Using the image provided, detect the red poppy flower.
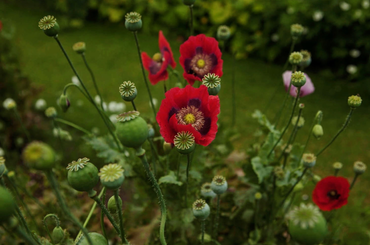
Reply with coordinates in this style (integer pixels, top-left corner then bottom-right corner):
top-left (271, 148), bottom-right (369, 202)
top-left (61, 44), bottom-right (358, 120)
top-left (179, 34), bottom-right (223, 86)
top-left (312, 176), bottom-right (350, 211)
top-left (156, 85), bottom-right (220, 146)
top-left (141, 31), bottom-right (176, 85)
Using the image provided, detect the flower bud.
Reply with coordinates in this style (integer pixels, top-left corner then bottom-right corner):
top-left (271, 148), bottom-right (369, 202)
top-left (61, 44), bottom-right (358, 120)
top-left (108, 195), bottom-right (122, 214)
top-left (299, 50), bottom-right (311, 68)
top-left (291, 116), bottom-right (305, 128)
top-left (0, 157), bottom-right (5, 177)
top-left (274, 166), bottom-right (285, 179)
top-left (290, 24), bottom-right (304, 38)
top-left (202, 73), bottom-right (221, 96)
top-left (115, 111), bottom-right (148, 150)
top-left (99, 164), bottom-right (125, 190)
top-left (254, 192), bottom-right (262, 200)
top-left (174, 131), bottom-right (195, 154)
top-left (302, 153), bottom-right (316, 168)
top-left (59, 94), bottom-right (70, 113)
top-left (119, 81), bottom-right (137, 101)
top-left (217, 25), bottom-right (231, 41)
top-left (348, 95), bottom-right (362, 108)
top-left (125, 12), bottom-right (142, 32)
top-left (287, 203), bottom-right (327, 245)
top-left (183, 0), bottom-right (196, 6)
top-left (192, 199), bottom-right (210, 220)
top-left (52, 226), bottom-right (64, 244)
top-left (67, 158), bottom-right (99, 192)
top-left (315, 110), bottom-right (323, 124)
top-left (79, 232), bottom-right (108, 245)
top-left (291, 71), bottom-right (306, 87)
top-left (38, 15), bottom-right (60, 37)
top-left (201, 183), bottom-right (217, 199)
top-left (299, 103), bottom-right (305, 109)
top-left (0, 186), bottom-right (16, 224)
top-left (3, 98), bottom-right (16, 110)
top-left (23, 142), bottom-right (56, 171)
top-left (211, 175), bottom-right (228, 195)
top-left (163, 142), bottom-right (173, 154)
top-left (353, 161), bottom-right (366, 175)
top-left (289, 52), bottom-right (303, 66)
top-left (312, 124), bottom-right (323, 139)
top-left (148, 124), bottom-right (155, 138)
top-left (72, 42), bottom-right (86, 54)
top-left (333, 162), bottom-right (343, 170)
top-left (45, 107), bottom-right (57, 118)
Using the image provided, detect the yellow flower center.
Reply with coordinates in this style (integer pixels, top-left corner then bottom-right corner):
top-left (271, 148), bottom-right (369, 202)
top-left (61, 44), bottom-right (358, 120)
top-left (184, 113), bottom-right (196, 124)
top-left (152, 53), bottom-right (163, 62)
top-left (197, 59), bottom-right (205, 68)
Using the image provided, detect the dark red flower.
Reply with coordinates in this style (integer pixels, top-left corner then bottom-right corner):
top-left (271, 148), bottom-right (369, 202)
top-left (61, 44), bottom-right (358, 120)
top-left (141, 31), bottom-right (176, 85)
top-left (0, 20), bottom-right (2, 32)
top-left (156, 85), bottom-right (220, 146)
top-left (179, 34), bottom-right (223, 86)
top-left (312, 176), bottom-right (350, 211)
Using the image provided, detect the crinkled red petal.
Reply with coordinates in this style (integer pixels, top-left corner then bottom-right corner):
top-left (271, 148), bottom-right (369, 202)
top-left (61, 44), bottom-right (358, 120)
top-left (159, 30), bottom-right (176, 69)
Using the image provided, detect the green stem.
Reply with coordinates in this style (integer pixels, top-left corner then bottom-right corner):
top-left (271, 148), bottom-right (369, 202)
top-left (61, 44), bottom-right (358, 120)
top-left (231, 53), bottom-right (236, 127)
top-left (137, 149), bottom-right (167, 245)
top-left (163, 79), bottom-right (167, 93)
top-left (189, 5), bottom-right (194, 36)
top-left (201, 220), bottom-right (205, 245)
top-left (131, 100), bottom-right (137, 111)
top-left (350, 174), bottom-right (359, 190)
top-left (53, 36), bottom-right (122, 151)
top-left (148, 139), bottom-right (157, 177)
top-left (213, 195), bottom-right (221, 239)
top-left (268, 87), bottom-right (301, 158)
top-left (13, 109), bottom-right (30, 142)
top-left (100, 189), bottom-right (108, 240)
top-left (132, 31), bottom-right (157, 119)
top-left (81, 53), bottom-right (105, 112)
top-left (15, 226), bottom-right (38, 245)
top-left (43, 214), bottom-right (60, 244)
top-left (45, 170), bottom-right (93, 245)
top-left (273, 83), bottom-right (292, 128)
top-left (185, 153), bottom-right (192, 206)
top-left (316, 108), bottom-right (355, 157)
top-left (114, 190), bottom-right (129, 244)
top-left (283, 38), bottom-right (297, 71)
top-left (334, 169), bottom-right (340, 176)
top-left (63, 83), bottom-right (89, 99)
top-left (297, 116), bottom-right (316, 165)
top-left (168, 67), bottom-right (183, 85)
top-left (54, 118), bottom-right (92, 135)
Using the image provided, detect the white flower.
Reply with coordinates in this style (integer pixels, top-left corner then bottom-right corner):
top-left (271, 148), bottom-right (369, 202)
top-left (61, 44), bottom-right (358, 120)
top-left (35, 99), bottom-right (47, 110)
top-left (0, 148), bottom-right (4, 157)
top-left (313, 11), bottom-right (324, 21)
top-left (287, 7), bottom-right (295, 14)
top-left (109, 114), bottom-right (118, 124)
top-left (95, 95), bottom-right (101, 104)
top-left (115, 102), bottom-right (125, 112)
top-left (150, 98), bottom-right (158, 108)
top-left (349, 49), bottom-right (360, 58)
top-left (71, 76), bottom-right (80, 86)
top-left (346, 65), bottom-right (358, 74)
top-left (362, 0), bottom-right (369, 9)
top-left (3, 98), bottom-right (16, 110)
top-left (108, 101), bottom-right (117, 112)
top-left (340, 2), bottom-right (351, 11)
top-left (271, 33), bottom-right (279, 42)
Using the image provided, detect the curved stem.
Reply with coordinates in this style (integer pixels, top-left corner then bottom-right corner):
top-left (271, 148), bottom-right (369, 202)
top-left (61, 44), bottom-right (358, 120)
top-left (213, 195), bottom-right (221, 239)
top-left (189, 5), bottom-right (194, 36)
top-left (132, 31), bottom-right (157, 119)
top-left (13, 109), bottom-right (30, 142)
top-left (54, 118), bottom-right (92, 135)
top-left (45, 170), bottom-right (93, 245)
top-left (148, 139), bottom-right (157, 177)
top-left (63, 83), bottom-right (89, 100)
top-left (268, 87), bottom-right (301, 158)
top-left (137, 149), bottom-right (167, 245)
top-left (114, 190), bottom-right (129, 244)
top-left (43, 214), bottom-right (60, 244)
top-left (316, 108), bottom-right (355, 157)
top-left (81, 53), bottom-right (105, 112)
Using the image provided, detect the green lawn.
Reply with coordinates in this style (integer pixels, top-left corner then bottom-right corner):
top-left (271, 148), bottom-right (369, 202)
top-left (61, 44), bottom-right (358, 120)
top-left (2, 1), bottom-right (370, 241)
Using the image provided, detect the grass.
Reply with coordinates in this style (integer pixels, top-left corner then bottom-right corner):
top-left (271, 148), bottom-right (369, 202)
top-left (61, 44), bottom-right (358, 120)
top-left (2, 1), bottom-right (370, 242)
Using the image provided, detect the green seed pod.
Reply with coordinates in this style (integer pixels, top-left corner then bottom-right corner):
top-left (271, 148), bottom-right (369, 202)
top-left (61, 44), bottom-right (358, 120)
top-left (202, 73), bottom-right (221, 96)
top-left (291, 71), bottom-right (306, 88)
top-left (119, 81), bottom-right (137, 101)
top-left (200, 183), bottom-right (217, 199)
top-left (287, 203), bottom-right (327, 245)
top-left (312, 124), bottom-right (324, 139)
top-left (293, 182), bottom-right (304, 193)
top-left (299, 50), bottom-right (311, 68)
top-left (125, 12), bottom-right (142, 32)
top-left (290, 24), bottom-right (304, 38)
top-left (217, 25), bottom-right (231, 41)
top-left (52, 226), bottom-right (64, 244)
top-left (38, 15), bottom-right (60, 37)
top-left (211, 175), bottom-right (228, 195)
top-left (45, 107), bottom-right (57, 118)
top-left (183, 0), bottom-right (196, 5)
top-left (291, 116), bottom-right (305, 128)
top-left (59, 94), bottom-right (70, 113)
top-left (0, 157), bottom-right (6, 177)
top-left (72, 42), bottom-right (86, 54)
top-left (289, 52), bottom-right (303, 66)
top-left (0, 186), bottom-right (16, 224)
top-left (115, 111), bottom-right (149, 150)
top-left (108, 195), bottom-right (122, 214)
top-left (67, 158), bottom-right (99, 192)
top-left (174, 131), bottom-right (195, 154)
top-left (192, 199), bottom-right (210, 220)
top-left (99, 164), bottom-right (125, 190)
top-left (78, 232), bottom-right (108, 245)
top-left (23, 142), bottom-right (56, 171)
top-left (353, 161), bottom-right (366, 175)
top-left (302, 153), bottom-right (316, 168)
top-left (348, 95), bottom-right (362, 108)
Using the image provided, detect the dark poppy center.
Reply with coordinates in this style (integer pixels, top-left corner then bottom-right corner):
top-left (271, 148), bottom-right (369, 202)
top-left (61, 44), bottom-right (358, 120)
top-left (327, 190), bottom-right (340, 200)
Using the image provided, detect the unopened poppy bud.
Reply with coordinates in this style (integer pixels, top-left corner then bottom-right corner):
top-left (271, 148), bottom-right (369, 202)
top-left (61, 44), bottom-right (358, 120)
top-left (0, 157), bottom-right (5, 177)
top-left (108, 195), bottom-right (122, 214)
top-left (254, 192), bottom-right (262, 200)
top-left (289, 52), bottom-right (303, 66)
top-left (291, 71), bottom-right (306, 87)
top-left (217, 25), bottom-right (231, 41)
top-left (163, 141), bottom-right (173, 153)
top-left (290, 24), bottom-right (304, 38)
top-left (183, 0), bottom-right (196, 6)
top-left (79, 232), bottom-right (108, 245)
top-left (23, 142), bottom-right (56, 171)
top-left (312, 125), bottom-right (324, 139)
top-left (315, 110), bottom-right (323, 124)
top-left (125, 12), bottom-right (142, 32)
top-left (291, 116), bottom-right (305, 128)
top-left (119, 81), bottom-right (137, 101)
top-left (72, 42), bottom-right (86, 54)
top-left (201, 183), bottom-right (217, 199)
top-left (45, 107), bottom-right (57, 118)
top-left (52, 226), bottom-right (65, 244)
top-left (3, 98), bottom-right (16, 110)
top-left (274, 166), bottom-right (285, 179)
top-left (192, 199), bottom-right (210, 220)
top-left (99, 164), bottom-right (125, 190)
top-left (333, 162), bottom-right (343, 170)
top-left (348, 95), bottom-right (362, 108)
top-left (299, 50), bottom-right (311, 68)
top-left (202, 73), bottom-right (221, 95)
top-left (174, 131), bottom-right (195, 154)
top-left (59, 94), bottom-right (70, 112)
top-left (38, 15), bottom-right (60, 37)
top-left (147, 124), bottom-right (155, 138)
top-left (353, 161), bottom-right (366, 175)
top-left (67, 158), bottom-right (99, 192)
top-left (302, 153), bottom-right (316, 168)
top-left (0, 187), bottom-right (16, 224)
top-left (211, 175), bottom-right (228, 195)
top-left (299, 103), bottom-right (305, 109)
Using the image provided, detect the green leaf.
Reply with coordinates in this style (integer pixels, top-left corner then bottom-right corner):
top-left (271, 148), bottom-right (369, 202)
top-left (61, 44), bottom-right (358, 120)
top-left (258, 131), bottom-right (279, 163)
top-left (251, 156), bottom-right (273, 183)
top-left (158, 171), bottom-right (183, 186)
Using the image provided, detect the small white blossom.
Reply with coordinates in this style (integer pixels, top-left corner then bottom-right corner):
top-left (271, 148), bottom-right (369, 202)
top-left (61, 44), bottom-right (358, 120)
top-left (108, 101), bottom-right (117, 112)
top-left (109, 114), bottom-right (118, 124)
top-left (313, 11), bottom-right (324, 21)
top-left (150, 98), bottom-right (158, 108)
top-left (362, 0), bottom-right (369, 9)
top-left (114, 102), bottom-right (126, 112)
top-left (35, 99), bottom-right (47, 110)
top-left (349, 49), bottom-right (360, 58)
top-left (95, 95), bottom-right (101, 104)
top-left (346, 65), bottom-right (358, 74)
top-left (71, 76), bottom-right (80, 86)
top-left (3, 98), bottom-right (16, 110)
top-left (340, 2), bottom-right (351, 11)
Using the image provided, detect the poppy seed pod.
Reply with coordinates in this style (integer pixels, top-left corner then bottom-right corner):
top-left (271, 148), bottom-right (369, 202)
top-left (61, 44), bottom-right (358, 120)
top-left (299, 50), bottom-right (311, 68)
top-left (45, 107), bottom-right (57, 118)
top-left (302, 153), bottom-right (316, 168)
top-left (211, 175), bottom-right (228, 195)
top-left (289, 52), bottom-right (303, 66)
top-left (99, 164), bottom-right (125, 190)
top-left (348, 95), bottom-right (362, 108)
top-left (353, 161), bottom-right (366, 175)
top-left (72, 42), bottom-right (86, 54)
top-left (202, 73), bottom-right (221, 95)
top-left (52, 226), bottom-right (65, 244)
top-left (39, 15), bottom-right (60, 37)
top-left (0, 187), bottom-right (16, 224)
top-left (79, 232), bottom-right (108, 245)
top-left (125, 12), bottom-right (142, 32)
top-left (201, 183), bottom-right (217, 199)
top-left (23, 142), bottom-right (56, 171)
top-left (192, 199), bottom-right (210, 220)
top-left (67, 158), bottom-right (99, 192)
top-left (119, 81), bottom-right (137, 101)
top-left (290, 24), bottom-right (304, 38)
top-left (217, 25), bottom-right (231, 41)
top-left (291, 71), bottom-right (306, 88)
top-left (174, 131), bottom-right (195, 154)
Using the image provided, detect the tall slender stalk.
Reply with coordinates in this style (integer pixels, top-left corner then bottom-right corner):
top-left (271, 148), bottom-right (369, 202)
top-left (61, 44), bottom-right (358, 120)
top-left (185, 154), bottom-right (192, 206)
top-left (201, 220), bottom-right (205, 245)
top-left (213, 195), bottom-right (221, 239)
top-left (131, 101), bottom-right (137, 111)
top-left (189, 5), bottom-right (194, 36)
top-left (54, 118), bottom-right (92, 136)
top-left (114, 190), bottom-right (129, 244)
top-left (132, 31), bottom-right (157, 119)
top-left (13, 109), bottom-right (30, 142)
top-left (231, 53), bottom-right (236, 127)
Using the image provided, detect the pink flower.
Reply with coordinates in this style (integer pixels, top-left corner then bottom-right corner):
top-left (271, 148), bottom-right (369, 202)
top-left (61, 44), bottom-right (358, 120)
top-left (283, 71), bottom-right (315, 97)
